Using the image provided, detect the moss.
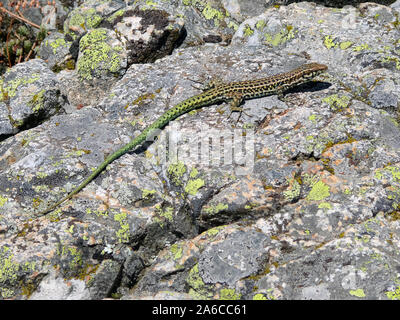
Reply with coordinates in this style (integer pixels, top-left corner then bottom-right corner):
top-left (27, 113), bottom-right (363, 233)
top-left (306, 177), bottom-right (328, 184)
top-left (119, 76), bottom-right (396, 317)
top-left (349, 288), bottom-right (366, 298)
top-left (306, 180), bottom-right (330, 201)
top-left (185, 178), bottom-right (205, 195)
top-left (219, 288), bottom-right (241, 300)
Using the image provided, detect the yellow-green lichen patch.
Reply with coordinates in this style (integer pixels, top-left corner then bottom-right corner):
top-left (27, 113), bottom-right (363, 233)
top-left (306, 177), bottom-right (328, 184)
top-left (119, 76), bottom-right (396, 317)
top-left (283, 179), bottom-right (301, 201)
top-left (306, 180), bottom-right (330, 201)
top-left (187, 263), bottom-right (213, 300)
top-left (167, 161), bottom-right (186, 186)
top-left (0, 195), bottom-right (7, 207)
top-left (386, 284), bottom-right (400, 300)
top-left (77, 28), bottom-right (123, 80)
top-left (255, 20), bottom-right (266, 30)
top-left (219, 288), bottom-right (241, 300)
top-left (203, 203), bottom-right (228, 215)
top-left (0, 246), bottom-right (36, 298)
top-left (114, 211), bottom-right (130, 243)
top-left (243, 24), bottom-right (254, 37)
top-left (318, 202), bottom-right (332, 210)
top-left (202, 4), bottom-right (225, 26)
top-left (170, 243), bottom-right (183, 261)
top-left (142, 189), bottom-right (156, 199)
top-left (349, 288), bottom-right (366, 298)
top-left (189, 168), bottom-right (199, 178)
top-left (264, 25), bottom-right (297, 47)
top-left (206, 225), bottom-right (225, 238)
top-left (185, 178), bottom-right (205, 196)
top-left (0, 73), bottom-right (40, 102)
top-left (353, 43), bottom-right (370, 52)
top-left (49, 37), bottom-right (69, 54)
top-left (323, 35), bottom-right (337, 49)
top-left (28, 89), bottom-right (45, 112)
top-left (253, 293), bottom-right (268, 300)
top-left (322, 94), bottom-right (351, 112)
top-left (156, 205), bottom-right (174, 222)
top-left (68, 7), bottom-right (102, 33)
top-left (339, 41), bottom-right (353, 50)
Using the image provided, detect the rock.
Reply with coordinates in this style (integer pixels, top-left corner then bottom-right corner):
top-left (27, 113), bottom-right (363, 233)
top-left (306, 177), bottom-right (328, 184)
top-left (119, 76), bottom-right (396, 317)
top-left (1, 0), bottom-right (400, 300)
top-left (0, 59), bottom-right (67, 139)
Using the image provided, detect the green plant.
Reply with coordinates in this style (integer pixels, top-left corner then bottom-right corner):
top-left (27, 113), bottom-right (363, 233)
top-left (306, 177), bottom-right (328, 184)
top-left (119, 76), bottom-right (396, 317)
top-left (0, 1), bottom-right (51, 73)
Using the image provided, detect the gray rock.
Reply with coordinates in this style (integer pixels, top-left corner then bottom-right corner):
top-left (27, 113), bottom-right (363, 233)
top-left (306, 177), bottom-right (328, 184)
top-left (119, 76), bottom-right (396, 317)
top-left (0, 59), bottom-right (67, 140)
top-left (2, 1), bottom-right (400, 301)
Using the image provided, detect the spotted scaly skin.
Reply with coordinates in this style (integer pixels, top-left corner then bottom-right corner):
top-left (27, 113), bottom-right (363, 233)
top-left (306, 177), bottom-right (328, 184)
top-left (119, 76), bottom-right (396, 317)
top-left (37, 62), bottom-right (328, 216)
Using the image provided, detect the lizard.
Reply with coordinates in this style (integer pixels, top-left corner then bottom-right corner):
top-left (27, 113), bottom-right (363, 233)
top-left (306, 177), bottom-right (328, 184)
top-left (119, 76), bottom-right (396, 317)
top-left (36, 62), bottom-right (328, 216)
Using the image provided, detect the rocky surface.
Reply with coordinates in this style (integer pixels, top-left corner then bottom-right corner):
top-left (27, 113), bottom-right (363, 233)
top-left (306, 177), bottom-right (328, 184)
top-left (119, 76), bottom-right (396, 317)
top-left (1, 0), bottom-right (400, 300)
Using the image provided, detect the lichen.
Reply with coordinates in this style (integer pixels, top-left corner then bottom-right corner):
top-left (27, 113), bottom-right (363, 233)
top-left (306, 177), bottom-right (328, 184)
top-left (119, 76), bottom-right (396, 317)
top-left (77, 28), bottom-right (123, 80)
top-left (142, 189), bottom-right (156, 199)
top-left (339, 41), bottom-right (353, 50)
top-left (243, 24), bottom-right (254, 37)
top-left (187, 263), bottom-right (213, 299)
top-left (349, 288), bottom-right (366, 298)
top-left (0, 73), bottom-right (40, 102)
top-left (49, 37), bottom-right (68, 54)
top-left (184, 178), bottom-right (205, 195)
top-left (323, 35), bottom-right (336, 49)
top-left (203, 203), bottom-right (228, 215)
top-left (170, 243), bottom-right (183, 260)
top-left (167, 161), bottom-right (186, 186)
top-left (0, 195), bottom-right (7, 207)
top-left (322, 94), bottom-right (351, 111)
top-left (0, 246), bottom-right (36, 298)
top-left (283, 179), bottom-right (301, 201)
top-left (306, 180), bottom-right (330, 201)
top-left (219, 288), bottom-right (241, 300)
top-left (265, 25), bottom-right (297, 46)
top-left (253, 293), bottom-right (268, 300)
top-left (202, 4), bottom-right (224, 26)
top-left (114, 211), bottom-right (130, 243)
top-left (386, 284), bottom-right (400, 300)
top-left (28, 89), bottom-right (45, 112)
